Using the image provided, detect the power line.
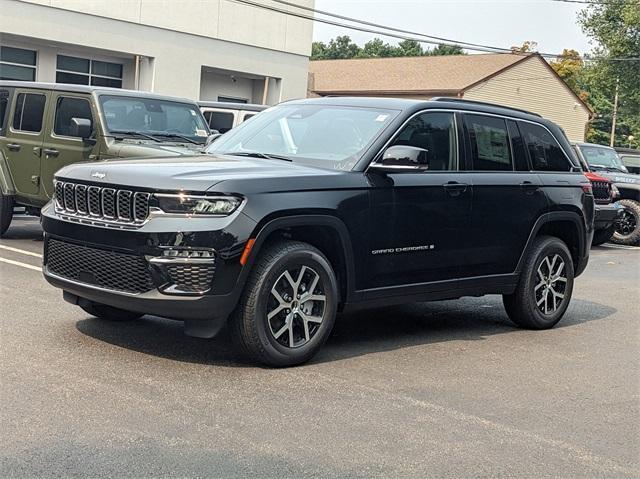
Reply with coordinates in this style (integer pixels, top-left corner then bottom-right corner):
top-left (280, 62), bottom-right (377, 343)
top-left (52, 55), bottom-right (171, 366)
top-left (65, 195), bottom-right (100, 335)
top-left (234, 0), bottom-right (640, 62)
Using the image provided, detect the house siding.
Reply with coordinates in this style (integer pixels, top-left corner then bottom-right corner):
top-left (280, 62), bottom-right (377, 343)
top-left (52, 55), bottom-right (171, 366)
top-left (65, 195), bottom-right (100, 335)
top-left (463, 56), bottom-right (590, 141)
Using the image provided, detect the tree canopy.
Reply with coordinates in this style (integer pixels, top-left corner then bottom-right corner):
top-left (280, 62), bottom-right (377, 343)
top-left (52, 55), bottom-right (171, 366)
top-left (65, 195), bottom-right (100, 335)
top-left (311, 36), bottom-right (466, 60)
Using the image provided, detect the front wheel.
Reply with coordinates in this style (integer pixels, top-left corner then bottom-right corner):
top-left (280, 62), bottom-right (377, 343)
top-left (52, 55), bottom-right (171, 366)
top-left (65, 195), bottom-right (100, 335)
top-left (79, 300), bottom-right (143, 321)
top-left (612, 199), bottom-right (640, 246)
top-left (231, 240), bottom-right (338, 367)
top-left (0, 192), bottom-right (13, 237)
top-left (503, 236), bottom-right (574, 329)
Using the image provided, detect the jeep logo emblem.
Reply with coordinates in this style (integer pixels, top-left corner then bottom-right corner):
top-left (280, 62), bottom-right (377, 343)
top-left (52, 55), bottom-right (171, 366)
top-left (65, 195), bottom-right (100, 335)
top-left (91, 172), bottom-right (106, 180)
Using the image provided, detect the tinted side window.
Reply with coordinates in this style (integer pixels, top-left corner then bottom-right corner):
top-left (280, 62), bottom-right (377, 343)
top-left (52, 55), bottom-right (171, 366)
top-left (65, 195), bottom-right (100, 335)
top-left (208, 111), bottom-right (235, 133)
top-left (54, 97), bottom-right (93, 137)
top-left (242, 113), bottom-right (255, 122)
top-left (507, 120), bottom-right (529, 171)
top-left (0, 90), bottom-right (9, 136)
top-left (465, 114), bottom-right (512, 171)
top-left (520, 122), bottom-right (571, 172)
top-left (391, 111), bottom-right (458, 170)
top-left (12, 93), bottom-right (46, 133)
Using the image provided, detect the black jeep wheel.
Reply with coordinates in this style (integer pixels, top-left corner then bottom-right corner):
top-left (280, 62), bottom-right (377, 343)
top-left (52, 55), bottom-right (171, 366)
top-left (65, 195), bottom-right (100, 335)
top-left (79, 300), bottom-right (143, 321)
top-left (503, 236), bottom-right (574, 329)
top-left (612, 199), bottom-right (640, 246)
top-left (231, 240), bottom-right (338, 367)
top-left (591, 224), bottom-right (615, 246)
top-left (0, 192), bottom-right (13, 237)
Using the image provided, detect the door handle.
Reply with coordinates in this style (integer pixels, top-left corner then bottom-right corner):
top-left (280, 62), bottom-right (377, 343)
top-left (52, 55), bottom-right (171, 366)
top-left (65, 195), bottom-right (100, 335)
top-left (43, 148), bottom-right (59, 158)
top-left (7, 143), bottom-right (21, 152)
top-left (443, 181), bottom-right (468, 197)
top-left (520, 181), bottom-right (539, 194)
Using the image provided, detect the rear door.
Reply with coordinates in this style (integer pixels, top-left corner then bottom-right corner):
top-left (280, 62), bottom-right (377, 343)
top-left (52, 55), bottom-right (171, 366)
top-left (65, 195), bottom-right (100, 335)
top-left (4, 89), bottom-right (48, 197)
top-left (40, 92), bottom-right (99, 200)
top-left (462, 114), bottom-right (548, 276)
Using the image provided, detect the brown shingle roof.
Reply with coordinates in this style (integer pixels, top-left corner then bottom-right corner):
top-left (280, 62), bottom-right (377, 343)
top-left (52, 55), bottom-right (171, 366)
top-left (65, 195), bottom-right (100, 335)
top-left (309, 53), bottom-right (529, 95)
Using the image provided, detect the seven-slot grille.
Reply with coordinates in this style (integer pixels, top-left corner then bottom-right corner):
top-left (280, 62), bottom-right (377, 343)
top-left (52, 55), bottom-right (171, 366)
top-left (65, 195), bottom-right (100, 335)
top-left (45, 238), bottom-right (155, 294)
top-left (591, 180), bottom-right (612, 204)
top-left (54, 180), bottom-right (150, 223)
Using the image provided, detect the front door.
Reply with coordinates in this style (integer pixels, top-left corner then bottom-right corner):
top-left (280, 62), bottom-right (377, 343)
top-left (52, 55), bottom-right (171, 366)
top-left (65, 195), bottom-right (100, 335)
top-left (365, 111), bottom-right (473, 290)
top-left (4, 90), bottom-right (48, 198)
top-left (40, 93), bottom-right (99, 201)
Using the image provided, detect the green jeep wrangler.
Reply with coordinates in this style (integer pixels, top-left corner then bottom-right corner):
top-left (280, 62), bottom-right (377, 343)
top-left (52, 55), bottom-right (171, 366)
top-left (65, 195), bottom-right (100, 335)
top-left (0, 81), bottom-right (212, 236)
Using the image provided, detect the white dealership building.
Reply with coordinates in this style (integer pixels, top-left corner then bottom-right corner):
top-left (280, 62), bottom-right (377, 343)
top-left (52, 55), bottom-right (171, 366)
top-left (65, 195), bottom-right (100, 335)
top-left (0, 0), bottom-right (314, 104)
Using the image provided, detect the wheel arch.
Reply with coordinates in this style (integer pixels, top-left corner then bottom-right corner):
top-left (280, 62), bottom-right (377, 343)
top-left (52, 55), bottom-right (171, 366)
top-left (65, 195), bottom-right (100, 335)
top-left (240, 214), bottom-right (356, 307)
top-left (616, 185), bottom-right (640, 202)
top-left (516, 212), bottom-right (587, 277)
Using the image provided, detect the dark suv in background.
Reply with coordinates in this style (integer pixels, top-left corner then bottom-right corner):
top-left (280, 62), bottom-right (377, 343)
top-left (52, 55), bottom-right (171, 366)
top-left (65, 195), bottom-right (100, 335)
top-left (41, 97), bottom-right (594, 366)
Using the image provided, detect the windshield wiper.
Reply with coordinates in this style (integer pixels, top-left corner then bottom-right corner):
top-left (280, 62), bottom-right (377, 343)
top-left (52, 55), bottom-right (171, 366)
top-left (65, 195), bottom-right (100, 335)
top-left (151, 133), bottom-right (199, 145)
top-left (109, 130), bottom-right (162, 142)
top-left (223, 151), bottom-right (292, 162)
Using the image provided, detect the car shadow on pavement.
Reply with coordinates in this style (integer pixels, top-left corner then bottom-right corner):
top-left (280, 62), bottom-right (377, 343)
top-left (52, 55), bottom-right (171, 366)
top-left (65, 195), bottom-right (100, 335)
top-left (75, 294), bottom-right (617, 367)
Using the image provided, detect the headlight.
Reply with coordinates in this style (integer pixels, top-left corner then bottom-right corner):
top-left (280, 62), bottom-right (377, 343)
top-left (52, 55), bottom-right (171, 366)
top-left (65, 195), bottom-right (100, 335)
top-left (155, 194), bottom-right (242, 216)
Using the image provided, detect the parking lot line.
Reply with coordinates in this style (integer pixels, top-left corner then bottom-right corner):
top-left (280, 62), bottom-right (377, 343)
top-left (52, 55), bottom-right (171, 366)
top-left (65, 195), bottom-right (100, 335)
top-left (0, 244), bottom-right (43, 258)
top-left (0, 257), bottom-right (42, 272)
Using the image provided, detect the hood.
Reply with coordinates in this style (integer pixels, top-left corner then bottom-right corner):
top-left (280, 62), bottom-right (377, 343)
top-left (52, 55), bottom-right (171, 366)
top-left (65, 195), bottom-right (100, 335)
top-left (112, 142), bottom-right (204, 158)
top-left (593, 171), bottom-right (640, 186)
top-left (54, 153), bottom-right (343, 192)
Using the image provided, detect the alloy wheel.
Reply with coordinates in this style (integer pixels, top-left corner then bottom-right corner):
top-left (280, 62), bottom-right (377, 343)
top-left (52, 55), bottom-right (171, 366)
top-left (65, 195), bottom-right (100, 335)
top-left (614, 207), bottom-right (637, 238)
top-left (267, 265), bottom-right (327, 348)
top-left (534, 254), bottom-right (567, 315)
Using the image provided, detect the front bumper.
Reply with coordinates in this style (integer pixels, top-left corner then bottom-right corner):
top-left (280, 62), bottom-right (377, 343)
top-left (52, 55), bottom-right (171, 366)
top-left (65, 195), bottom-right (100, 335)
top-left (594, 202), bottom-right (622, 229)
top-left (41, 203), bottom-right (257, 334)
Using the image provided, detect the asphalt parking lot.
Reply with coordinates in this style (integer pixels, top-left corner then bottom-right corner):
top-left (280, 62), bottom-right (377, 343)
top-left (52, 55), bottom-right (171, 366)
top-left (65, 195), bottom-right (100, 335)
top-left (1, 215), bottom-right (638, 478)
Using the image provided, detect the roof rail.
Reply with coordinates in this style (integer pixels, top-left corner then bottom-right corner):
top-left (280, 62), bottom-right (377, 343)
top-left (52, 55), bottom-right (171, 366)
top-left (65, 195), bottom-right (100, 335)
top-left (430, 97), bottom-right (542, 117)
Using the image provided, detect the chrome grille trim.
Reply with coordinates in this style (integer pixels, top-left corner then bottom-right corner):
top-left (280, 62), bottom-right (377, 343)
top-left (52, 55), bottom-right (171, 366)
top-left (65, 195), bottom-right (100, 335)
top-left (53, 180), bottom-right (150, 227)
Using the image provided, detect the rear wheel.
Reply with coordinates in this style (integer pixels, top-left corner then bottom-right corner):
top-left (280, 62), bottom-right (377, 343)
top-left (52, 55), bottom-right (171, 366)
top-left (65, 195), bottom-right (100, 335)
top-left (503, 236), bottom-right (574, 329)
top-left (591, 224), bottom-right (615, 246)
top-left (0, 192), bottom-right (13, 237)
top-left (612, 199), bottom-right (640, 246)
top-left (79, 300), bottom-right (143, 321)
top-left (231, 240), bottom-right (338, 367)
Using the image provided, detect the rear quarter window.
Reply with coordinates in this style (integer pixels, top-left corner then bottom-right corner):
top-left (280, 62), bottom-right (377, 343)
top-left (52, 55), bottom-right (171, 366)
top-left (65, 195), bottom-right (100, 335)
top-left (520, 122), bottom-right (572, 172)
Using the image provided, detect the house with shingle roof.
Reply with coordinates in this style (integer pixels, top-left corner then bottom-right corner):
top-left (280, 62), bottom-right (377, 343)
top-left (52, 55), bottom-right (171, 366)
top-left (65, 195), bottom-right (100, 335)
top-left (308, 53), bottom-right (592, 141)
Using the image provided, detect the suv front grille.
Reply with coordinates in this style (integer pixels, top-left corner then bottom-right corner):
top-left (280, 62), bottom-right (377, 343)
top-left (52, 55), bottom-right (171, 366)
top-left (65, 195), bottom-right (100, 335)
top-left (45, 239), bottom-right (155, 294)
top-left (54, 180), bottom-right (150, 225)
top-left (591, 180), bottom-right (611, 204)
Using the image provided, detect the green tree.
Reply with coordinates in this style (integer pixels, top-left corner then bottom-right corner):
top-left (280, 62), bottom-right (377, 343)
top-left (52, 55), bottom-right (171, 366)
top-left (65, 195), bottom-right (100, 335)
top-left (358, 38), bottom-right (396, 58)
top-left (325, 35), bottom-right (361, 59)
top-left (550, 49), bottom-right (586, 98)
top-left (311, 41), bottom-right (328, 60)
top-left (426, 44), bottom-right (466, 56)
top-left (396, 40), bottom-right (423, 57)
top-left (579, 1), bottom-right (640, 146)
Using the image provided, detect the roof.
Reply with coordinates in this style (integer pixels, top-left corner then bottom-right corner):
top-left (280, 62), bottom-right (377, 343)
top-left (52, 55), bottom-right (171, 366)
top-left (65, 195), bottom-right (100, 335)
top-left (286, 96), bottom-right (548, 124)
top-left (309, 53), bottom-right (529, 95)
top-left (197, 101), bottom-right (268, 112)
top-left (0, 81), bottom-right (198, 104)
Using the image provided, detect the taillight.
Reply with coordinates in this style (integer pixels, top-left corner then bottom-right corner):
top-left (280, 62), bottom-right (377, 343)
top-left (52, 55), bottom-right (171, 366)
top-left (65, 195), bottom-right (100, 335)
top-left (581, 183), bottom-right (593, 194)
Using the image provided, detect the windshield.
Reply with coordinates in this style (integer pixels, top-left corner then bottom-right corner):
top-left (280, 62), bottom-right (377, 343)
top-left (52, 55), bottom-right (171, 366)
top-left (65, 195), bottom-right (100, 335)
top-left (578, 145), bottom-right (626, 171)
top-left (206, 103), bottom-right (399, 169)
top-left (99, 95), bottom-right (210, 144)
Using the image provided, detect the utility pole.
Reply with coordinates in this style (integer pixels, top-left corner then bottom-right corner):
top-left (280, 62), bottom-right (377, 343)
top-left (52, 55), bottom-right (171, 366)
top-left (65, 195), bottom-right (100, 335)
top-left (610, 77), bottom-right (619, 147)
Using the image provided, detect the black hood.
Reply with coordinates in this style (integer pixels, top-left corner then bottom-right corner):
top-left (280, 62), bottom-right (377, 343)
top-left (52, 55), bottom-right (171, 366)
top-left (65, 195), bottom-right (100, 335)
top-left (54, 154), bottom-right (347, 193)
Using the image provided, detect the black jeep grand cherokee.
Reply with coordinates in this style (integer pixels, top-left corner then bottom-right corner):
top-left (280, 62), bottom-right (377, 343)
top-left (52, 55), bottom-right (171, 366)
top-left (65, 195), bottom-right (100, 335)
top-left (42, 97), bottom-right (594, 366)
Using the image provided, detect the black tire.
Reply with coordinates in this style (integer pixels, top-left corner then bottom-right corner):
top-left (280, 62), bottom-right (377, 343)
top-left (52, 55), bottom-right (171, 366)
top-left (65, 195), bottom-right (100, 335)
top-left (591, 224), bottom-right (615, 246)
top-left (503, 236), bottom-right (574, 330)
top-left (0, 192), bottom-right (13, 237)
top-left (230, 240), bottom-right (338, 367)
top-left (79, 300), bottom-right (143, 321)
top-left (612, 199), bottom-right (640, 246)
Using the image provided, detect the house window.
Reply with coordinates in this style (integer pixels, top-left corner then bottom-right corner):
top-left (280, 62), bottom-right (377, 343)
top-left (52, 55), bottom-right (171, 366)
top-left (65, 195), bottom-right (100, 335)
top-left (56, 55), bottom-right (123, 88)
top-left (0, 46), bottom-right (37, 81)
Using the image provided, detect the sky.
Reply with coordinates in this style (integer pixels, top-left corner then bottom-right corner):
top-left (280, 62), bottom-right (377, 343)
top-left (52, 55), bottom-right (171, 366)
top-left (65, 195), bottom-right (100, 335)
top-left (313, 0), bottom-right (595, 56)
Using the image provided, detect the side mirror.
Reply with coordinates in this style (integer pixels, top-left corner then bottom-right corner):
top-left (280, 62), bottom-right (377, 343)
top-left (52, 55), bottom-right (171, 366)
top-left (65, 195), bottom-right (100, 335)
top-left (370, 145), bottom-right (430, 171)
top-left (69, 117), bottom-right (92, 139)
top-left (205, 132), bottom-right (222, 147)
